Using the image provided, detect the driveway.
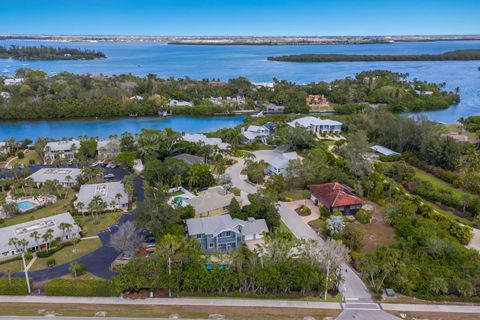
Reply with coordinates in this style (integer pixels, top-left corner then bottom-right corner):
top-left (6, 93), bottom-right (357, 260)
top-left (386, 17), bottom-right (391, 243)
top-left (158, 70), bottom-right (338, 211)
top-left (225, 157), bottom-right (257, 205)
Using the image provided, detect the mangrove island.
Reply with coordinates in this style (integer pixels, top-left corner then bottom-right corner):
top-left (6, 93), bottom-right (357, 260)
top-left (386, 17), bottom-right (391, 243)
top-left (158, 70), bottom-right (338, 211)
top-left (0, 45), bottom-right (106, 60)
top-left (267, 49), bottom-right (480, 62)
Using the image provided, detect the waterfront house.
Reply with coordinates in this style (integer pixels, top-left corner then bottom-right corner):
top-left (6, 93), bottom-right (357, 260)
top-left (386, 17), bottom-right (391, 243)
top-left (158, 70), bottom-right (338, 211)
top-left (306, 94), bottom-right (330, 107)
top-left (3, 78), bottom-right (24, 86)
top-left (0, 212), bottom-right (80, 259)
top-left (171, 153), bottom-right (205, 165)
top-left (44, 140), bottom-right (81, 161)
top-left (28, 168), bottom-right (82, 187)
top-left (97, 139), bottom-right (121, 160)
top-left (75, 181), bottom-right (129, 213)
top-left (287, 116), bottom-right (342, 134)
top-left (262, 103), bottom-right (285, 113)
top-left (182, 133), bottom-right (230, 150)
top-left (266, 152), bottom-right (299, 175)
top-left (0, 141), bottom-right (9, 154)
top-left (185, 186), bottom-right (240, 217)
top-left (168, 99), bottom-right (194, 107)
top-left (241, 125), bottom-right (270, 144)
top-left (186, 214), bottom-right (268, 253)
top-left (309, 182), bottom-right (362, 215)
top-left (209, 96), bottom-right (245, 106)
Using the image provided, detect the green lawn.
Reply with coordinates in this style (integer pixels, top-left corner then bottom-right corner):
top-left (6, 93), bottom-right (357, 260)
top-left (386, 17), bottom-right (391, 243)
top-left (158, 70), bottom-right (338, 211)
top-left (0, 193), bottom-right (74, 227)
top-left (412, 167), bottom-right (465, 198)
top-left (29, 238), bottom-right (102, 271)
top-left (12, 150), bottom-right (40, 166)
top-left (75, 211), bottom-right (123, 237)
top-left (0, 257), bottom-right (31, 273)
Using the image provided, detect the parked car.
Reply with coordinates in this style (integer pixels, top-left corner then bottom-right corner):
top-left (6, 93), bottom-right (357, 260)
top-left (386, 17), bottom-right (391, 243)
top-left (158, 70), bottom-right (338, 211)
top-left (106, 163), bottom-right (117, 169)
top-left (103, 173), bottom-right (115, 179)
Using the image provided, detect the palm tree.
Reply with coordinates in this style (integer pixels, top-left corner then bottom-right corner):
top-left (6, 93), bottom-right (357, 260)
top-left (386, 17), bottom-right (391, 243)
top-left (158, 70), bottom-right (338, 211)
top-left (187, 173), bottom-right (198, 190)
top-left (29, 231), bottom-right (41, 251)
top-left (8, 237), bottom-right (19, 253)
top-left (65, 175), bottom-right (72, 187)
top-left (115, 193), bottom-right (123, 210)
top-left (42, 229), bottom-right (54, 251)
top-left (171, 174), bottom-right (183, 189)
top-left (59, 222), bottom-right (73, 241)
top-left (76, 201), bottom-right (85, 216)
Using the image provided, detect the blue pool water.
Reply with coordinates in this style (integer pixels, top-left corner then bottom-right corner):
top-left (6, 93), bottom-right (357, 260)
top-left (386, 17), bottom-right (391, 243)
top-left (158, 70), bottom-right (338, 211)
top-left (16, 201), bottom-right (37, 211)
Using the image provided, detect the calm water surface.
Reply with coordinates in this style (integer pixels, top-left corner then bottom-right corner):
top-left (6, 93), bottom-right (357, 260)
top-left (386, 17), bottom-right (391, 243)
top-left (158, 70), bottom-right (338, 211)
top-left (0, 116), bottom-right (245, 140)
top-left (0, 40), bottom-right (479, 137)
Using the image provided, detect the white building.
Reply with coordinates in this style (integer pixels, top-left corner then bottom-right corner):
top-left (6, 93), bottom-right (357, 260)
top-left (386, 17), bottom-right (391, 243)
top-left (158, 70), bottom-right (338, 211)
top-left (242, 125), bottom-right (270, 144)
top-left (75, 181), bottom-right (129, 212)
top-left (266, 152), bottom-right (299, 175)
top-left (0, 141), bottom-right (9, 154)
top-left (28, 168), bottom-right (82, 187)
top-left (168, 99), bottom-right (194, 107)
top-left (44, 140), bottom-right (81, 161)
top-left (182, 133), bottom-right (230, 150)
top-left (3, 78), bottom-right (24, 86)
top-left (0, 212), bottom-right (80, 259)
top-left (287, 117), bottom-right (342, 134)
top-left (209, 96), bottom-right (245, 106)
top-left (133, 159), bottom-right (144, 175)
top-left (97, 139), bottom-right (121, 160)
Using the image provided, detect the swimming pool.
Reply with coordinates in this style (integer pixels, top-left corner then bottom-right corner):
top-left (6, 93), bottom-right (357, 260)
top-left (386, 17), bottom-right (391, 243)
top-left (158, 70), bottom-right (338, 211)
top-left (16, 200), bottom-right (37, 212)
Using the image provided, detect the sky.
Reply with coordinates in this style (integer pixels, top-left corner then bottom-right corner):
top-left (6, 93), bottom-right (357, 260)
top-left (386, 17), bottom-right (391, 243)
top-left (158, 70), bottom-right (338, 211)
top-left (1, 0), bottom-right (479, 36)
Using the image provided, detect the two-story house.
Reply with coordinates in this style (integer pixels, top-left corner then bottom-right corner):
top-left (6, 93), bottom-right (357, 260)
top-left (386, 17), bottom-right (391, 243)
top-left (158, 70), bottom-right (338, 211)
top-left (241, 125), bottom-right (270, 144)
top-left (287, 116), bottom-right (342, 134)
top-left (44, 140), bottom-right (81, 161)
top-left (186, 214), bottom-right (268, 253)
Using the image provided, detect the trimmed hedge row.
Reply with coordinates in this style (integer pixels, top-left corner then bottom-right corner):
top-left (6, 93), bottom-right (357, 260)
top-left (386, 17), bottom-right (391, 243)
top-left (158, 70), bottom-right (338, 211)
top-left (0, 277), bottom-right (29, 295)
top-left (36, 242), bottom-right (73, 258)
top-left (44, 278), bottom-right (119, 297)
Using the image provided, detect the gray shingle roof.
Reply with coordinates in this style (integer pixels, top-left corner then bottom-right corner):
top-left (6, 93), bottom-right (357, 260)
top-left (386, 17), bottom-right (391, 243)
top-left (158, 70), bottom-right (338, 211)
top-left (186, 214), bottom-right (268, 238)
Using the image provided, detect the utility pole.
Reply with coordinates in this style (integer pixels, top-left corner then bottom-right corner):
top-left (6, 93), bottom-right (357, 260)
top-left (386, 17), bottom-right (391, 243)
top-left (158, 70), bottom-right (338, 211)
top-left (168, 256), bottom-right (172, 297)
top-left (324, 260), bottom-right (331, 301)
top-left (21, 251), bottom-right (31, 294)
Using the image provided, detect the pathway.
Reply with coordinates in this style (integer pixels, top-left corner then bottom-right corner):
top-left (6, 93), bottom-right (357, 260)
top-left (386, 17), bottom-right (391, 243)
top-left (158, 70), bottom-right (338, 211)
top-left (0, 296), bottom-right (478, 316)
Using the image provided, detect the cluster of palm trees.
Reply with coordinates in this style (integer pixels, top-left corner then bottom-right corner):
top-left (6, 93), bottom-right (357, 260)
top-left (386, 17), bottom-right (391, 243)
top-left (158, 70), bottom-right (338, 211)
top-left (76, 192), bottom-right (125, 224)
top-left (8, 221), bottom-right (77, 255)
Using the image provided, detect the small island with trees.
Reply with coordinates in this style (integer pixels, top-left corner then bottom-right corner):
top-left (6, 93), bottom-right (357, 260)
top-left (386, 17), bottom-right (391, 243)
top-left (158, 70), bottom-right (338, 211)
top-left (0, 45), bottom-right (106, 60)
top-left (267, 49), bottom-right (480, 62)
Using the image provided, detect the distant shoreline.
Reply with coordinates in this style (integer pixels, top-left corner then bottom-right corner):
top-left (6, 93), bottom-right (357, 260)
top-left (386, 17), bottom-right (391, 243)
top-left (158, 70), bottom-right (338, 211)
top-left (1, 34), bottom-right (480, 45)
top-left (268, 49), bottom-right (480, 62)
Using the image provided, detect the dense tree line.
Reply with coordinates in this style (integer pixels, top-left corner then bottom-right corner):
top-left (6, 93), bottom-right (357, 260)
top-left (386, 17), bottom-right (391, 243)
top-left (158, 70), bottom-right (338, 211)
top-left (0, 45), bottom-right (105, 60)
top-left (0, 69), bottom-right (459, 119)
top-left (113, 234), bottom-right (349, 297)
top-left (268, 50), bottom-right (480, 62)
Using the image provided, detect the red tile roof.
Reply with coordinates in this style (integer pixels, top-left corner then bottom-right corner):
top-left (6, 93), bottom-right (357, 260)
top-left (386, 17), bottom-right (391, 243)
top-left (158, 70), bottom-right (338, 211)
top-left (309, 183), bottom-right (362, 208)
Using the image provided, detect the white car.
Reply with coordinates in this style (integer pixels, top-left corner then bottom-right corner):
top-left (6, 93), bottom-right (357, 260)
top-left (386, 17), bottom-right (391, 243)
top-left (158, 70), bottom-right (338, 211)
top-left (103, 173), bottom-right (115, 179)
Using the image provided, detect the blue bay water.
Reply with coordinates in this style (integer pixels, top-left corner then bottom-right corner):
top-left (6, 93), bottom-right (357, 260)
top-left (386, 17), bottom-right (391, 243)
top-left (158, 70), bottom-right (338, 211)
top-left (0, 39), bottom-right (479, 139)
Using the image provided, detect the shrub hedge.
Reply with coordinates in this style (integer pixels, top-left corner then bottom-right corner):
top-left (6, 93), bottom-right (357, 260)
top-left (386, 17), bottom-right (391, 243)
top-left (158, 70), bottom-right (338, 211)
top-left (36, 242), bottom-right (73, 258)
top-left (44, 278), bottom-right (119, 297)
top-left (0, 277), bottom-right (29, 295)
